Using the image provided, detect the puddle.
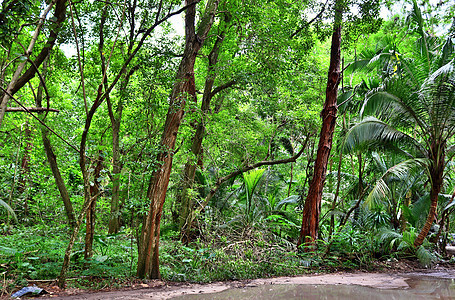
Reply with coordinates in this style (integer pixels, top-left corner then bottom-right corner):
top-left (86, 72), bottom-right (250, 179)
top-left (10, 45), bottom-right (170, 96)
top-left (172, 276), bottom-right (455, 300)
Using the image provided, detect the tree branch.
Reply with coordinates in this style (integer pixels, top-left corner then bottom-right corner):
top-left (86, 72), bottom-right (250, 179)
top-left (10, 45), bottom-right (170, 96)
top-left (6, 107), bottom-right (59, 113)
top-left (210, 80), bottom-right (236, 97)
top-left (0, 86), bottom-right (78, 152)
top-left (291, 0), bottom-right (329, 39)
top-left (196, 145), bottom-right (307, 216)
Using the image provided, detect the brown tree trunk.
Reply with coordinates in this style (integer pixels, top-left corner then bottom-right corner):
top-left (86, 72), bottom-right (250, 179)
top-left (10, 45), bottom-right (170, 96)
top-left (84, 152), bottom-right (103, 260)
top-left (297, 5), bottom-right (342, 251)
top-left (99, 3), bottom-right (127, 235)
top-left (41, 129), bottom-right (77, 227)
top-left (178, 18), bottom-right (230, 243)
top-left (136, 0), bottom-right (219, 279)
top-left (414, 141), bottom-right (444, 247)
top-left (108, 116), bottom-right (122, 234)
top-left (36, 56), bottom-right (76, 228)
top-left (18, 122), bottom-right (32, 215)
top-left (328, 145), bottom-right (343, 238)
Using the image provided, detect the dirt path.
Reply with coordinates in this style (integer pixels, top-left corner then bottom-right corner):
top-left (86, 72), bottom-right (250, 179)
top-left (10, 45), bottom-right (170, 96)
top-left (41, 272), bottom-right (425, 300)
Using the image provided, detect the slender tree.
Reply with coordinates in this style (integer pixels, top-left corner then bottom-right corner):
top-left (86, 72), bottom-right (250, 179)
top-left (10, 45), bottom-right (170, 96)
top-left (298, 0), bottom-right (342, 251)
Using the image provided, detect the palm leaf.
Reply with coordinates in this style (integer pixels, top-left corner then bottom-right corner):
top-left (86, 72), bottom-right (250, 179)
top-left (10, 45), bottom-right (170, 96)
top-left (243, 169), bottom-right (265, 200)
top-left (365, 158), bottom-right (428, 209)
top-left (0, 199), bottom-right (17, 222)
top-left (416, 245), bottom-right (436, 268)
top-left (276, 195), bottom-right (300, 209)
top-left (343, 117), bottom-right (424, 156)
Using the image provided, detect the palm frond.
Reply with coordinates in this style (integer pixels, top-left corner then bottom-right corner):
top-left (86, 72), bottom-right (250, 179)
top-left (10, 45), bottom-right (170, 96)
top-left (365, 158), bottom-right (428, 209)
top-left (365, 178), bottom-right (391, 209)
top-left (410, 193), bottom-right (431, 228)
top-left (243, 169), bottom-right (265, 199)
top-left (416, 245), bottom-right (436, 268)
top-left (343, 117), bottom-right (424, 156)
top-left (276, 195), bottom-right (300, 209)
top-left (438, 38), bottom-right (455, 68)
top-left (376, 227), bottom-right (401, 251)
top-left (0, 199), bottom-right (17, 223)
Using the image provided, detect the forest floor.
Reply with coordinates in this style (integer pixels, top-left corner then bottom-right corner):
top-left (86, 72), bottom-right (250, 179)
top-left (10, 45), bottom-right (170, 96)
top-left (9, 258), bottom-right (455, 299)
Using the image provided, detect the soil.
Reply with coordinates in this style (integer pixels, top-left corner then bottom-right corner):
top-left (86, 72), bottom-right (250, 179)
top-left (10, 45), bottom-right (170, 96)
top-left (6, 259), bottom-right (455, 300)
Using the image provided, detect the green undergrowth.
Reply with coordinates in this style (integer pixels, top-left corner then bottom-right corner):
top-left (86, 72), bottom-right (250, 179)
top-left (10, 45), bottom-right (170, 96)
top-left (0, 223), bottom-right (439, 295)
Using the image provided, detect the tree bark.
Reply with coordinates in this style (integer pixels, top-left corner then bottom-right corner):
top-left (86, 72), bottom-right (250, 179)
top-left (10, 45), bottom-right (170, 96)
top-left (297, 4), bottom-right (342, 251)
top-left (84, 152), bottom-right (103, 260)
top-left (36, 56), bottom-right (76, 228)
top-left (178, 18), bottom-right (229, 243)
top-left (136, 0), bottom-right (219, 279)
top-left (414, 141), bottom-right (444, 247)
top-left (186, 147), bottom-right (307, 230)
top-left (6, 107), bottom-right (59, 113)
top-left (41, 128), bottom-right (76, 228)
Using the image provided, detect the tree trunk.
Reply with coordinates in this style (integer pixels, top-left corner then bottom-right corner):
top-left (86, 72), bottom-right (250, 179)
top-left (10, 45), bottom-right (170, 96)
top-left (84, 152), bottom-right (103, 260)
top-left (136, 0), bottom-right (219, 279)
top-left (0, 0), bottom-right (67, 127)
top-left (297, 5), bottom-right (342, 251)
top-left (108, 117), bottom-right (122, 234)
top-left (328, 146), bottom-right (343, 238)
top-left (178, 19), bottom-right (229, 243)
top-left (414, 141), bottom-right (444, 247)
top-left (36, 56), bottom-right (76, 228)
top-left (17, 121), bottom-right (32, 214)
top-left (41, 129), bottom-right (77, 227)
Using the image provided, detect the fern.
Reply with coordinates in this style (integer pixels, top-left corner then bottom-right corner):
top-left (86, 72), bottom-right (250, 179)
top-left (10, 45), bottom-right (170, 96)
top-left (416, 245), bottom-right (437, 268)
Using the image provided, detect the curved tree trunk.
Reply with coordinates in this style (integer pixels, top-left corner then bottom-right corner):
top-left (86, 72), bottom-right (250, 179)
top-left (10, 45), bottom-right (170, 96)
top-left (297, 3), bottom-right (342, 251)
top-left (37, 56), bottom-right (76, 228)
top-left (414, 141), bottom-right (444, 247)
top-left (41, 129), bottom-right (76, 228)
top-left (136, 0), bottom-right (219, 279)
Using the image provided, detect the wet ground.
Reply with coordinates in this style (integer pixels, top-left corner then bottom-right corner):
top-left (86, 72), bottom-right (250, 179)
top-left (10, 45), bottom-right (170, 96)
top-left (44, 271), bottom-right (455, 299)
top-left (173, 276), bottom-right (455, 299)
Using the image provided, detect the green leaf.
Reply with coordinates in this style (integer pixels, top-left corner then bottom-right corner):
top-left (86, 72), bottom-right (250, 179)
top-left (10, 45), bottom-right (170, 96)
top-left (0, 199), bottom-right (17, 223)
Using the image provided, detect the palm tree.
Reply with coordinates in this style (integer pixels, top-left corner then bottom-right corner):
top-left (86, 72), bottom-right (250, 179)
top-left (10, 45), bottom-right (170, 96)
top-left (344, 1), bottom-right (455, 248)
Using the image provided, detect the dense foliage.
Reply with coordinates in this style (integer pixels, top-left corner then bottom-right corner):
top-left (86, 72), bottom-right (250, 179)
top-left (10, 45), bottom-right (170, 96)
top-left (1, 0), bottom-right (455, 294)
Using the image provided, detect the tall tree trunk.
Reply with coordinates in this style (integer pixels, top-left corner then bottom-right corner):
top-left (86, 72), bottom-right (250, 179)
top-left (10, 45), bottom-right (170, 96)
top-left (178, 18), bottom-right (229, 243)
top-left (108, 116), bottom-right (122, 233)
top-left (84, 152), bottom-right (103, 260)
top-left (100, 2), bottom-right (125, 234)
top-left (328, 146), bottom-right (343, 238)
top-left (18, 121), bottom-right (32, 214)
top-left (136, 0), bottom-right (219, 279)
top-left (297, 4), bottom-right (342, 251)
top-left (414, 141), bottom-right (444, 247)
top-left (36, 56), bottom-right (76, 228)
top-left (18, 122), bottom-right (31, 194)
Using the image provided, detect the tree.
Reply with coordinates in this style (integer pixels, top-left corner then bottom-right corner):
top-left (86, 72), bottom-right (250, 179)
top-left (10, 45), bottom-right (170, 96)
top-left (176, 12), bottom-right (233, 242)
top-left (0, 0), bottom-right (68, 127)
top-left (297, 0), bottom-right (342, 251)
top-left (344, 0), bottom-right (455, 248)
top-left (136, 0), bottom-right (219, 279)
top-left (57, 0), bottom-right (194, 287)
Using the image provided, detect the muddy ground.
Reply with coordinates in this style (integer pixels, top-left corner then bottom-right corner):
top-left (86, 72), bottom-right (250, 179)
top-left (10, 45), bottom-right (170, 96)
top-left (9, 258), bottom-right (451, 300)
